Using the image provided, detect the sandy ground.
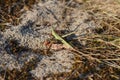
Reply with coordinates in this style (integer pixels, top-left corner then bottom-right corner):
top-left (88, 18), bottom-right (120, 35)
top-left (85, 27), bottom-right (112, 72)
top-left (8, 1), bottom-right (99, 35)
top-left (0, 0), bottom-right (120, 80)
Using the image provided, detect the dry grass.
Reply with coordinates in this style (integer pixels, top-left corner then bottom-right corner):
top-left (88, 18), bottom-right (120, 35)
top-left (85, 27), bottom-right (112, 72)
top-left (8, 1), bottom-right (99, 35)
top-left (0, 0), bottom-right (120, 80)
top-left (0, 0), bottom-right (37, 31)
top-left (65, 0), bottom-right (120, 80)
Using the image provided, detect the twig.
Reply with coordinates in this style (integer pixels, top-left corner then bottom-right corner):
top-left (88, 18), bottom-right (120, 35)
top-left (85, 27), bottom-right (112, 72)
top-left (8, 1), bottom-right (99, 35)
top-left (101, 58), bottom-right (120, 61)
top-left (96, 39), bottom-right (120, 49)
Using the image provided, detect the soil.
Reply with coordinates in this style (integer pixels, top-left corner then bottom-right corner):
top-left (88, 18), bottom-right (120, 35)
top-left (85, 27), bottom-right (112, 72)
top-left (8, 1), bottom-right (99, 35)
top-left (0, 0), bottom-right (120, 80)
